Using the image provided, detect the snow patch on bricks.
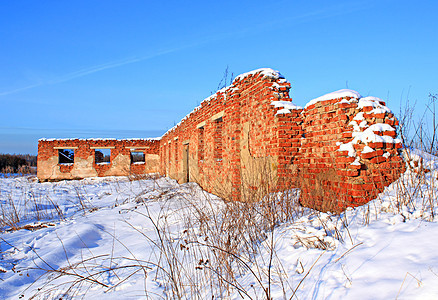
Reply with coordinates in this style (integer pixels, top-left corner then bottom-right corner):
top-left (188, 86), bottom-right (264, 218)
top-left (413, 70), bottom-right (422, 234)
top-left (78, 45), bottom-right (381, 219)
top-left (234, 67), bottom-right (284, 81)
top-left (271, 100), bottom-right (303, 114)
top-left (335, 93), bottom-right (401, 160)
top-left (358, 96), bottom-right (391, 113)
top-left (305, 89), bottom-right (361, 108)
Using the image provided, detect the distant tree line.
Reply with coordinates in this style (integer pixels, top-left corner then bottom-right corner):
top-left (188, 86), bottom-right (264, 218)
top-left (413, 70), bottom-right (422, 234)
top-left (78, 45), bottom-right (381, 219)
top-left (0, 154), bottom-right (37, 174)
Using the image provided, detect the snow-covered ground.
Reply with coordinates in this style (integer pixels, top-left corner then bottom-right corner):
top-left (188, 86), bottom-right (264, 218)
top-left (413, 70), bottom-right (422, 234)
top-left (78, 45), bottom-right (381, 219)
top-left (1, 149), bottom-right (438, 299)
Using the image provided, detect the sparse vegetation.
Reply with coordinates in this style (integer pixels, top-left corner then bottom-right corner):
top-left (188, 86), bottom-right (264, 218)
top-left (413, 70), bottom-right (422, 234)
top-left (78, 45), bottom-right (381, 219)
top-left (1, 94), bottom-right (437, 298)
top-left (0, 154), bottom-right (36, 175)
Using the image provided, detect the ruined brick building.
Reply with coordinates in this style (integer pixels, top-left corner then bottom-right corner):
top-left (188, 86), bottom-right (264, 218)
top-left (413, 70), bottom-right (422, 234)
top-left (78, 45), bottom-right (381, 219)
top-left (38, 68), bottom-right (405, 212)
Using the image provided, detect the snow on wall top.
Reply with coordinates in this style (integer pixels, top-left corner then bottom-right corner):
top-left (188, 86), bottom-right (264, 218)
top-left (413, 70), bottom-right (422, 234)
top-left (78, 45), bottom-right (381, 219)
top-left (162, 68), bottom-right (287, 138)
top-left (38, 70), bottom-right (285, 144)
top-left (305, 89), bottom-right (362, 108)
top-left (234, 68), bottom-right (284, 81)
top-left (271, 100), bottom-right (303, 115)
top-left (303, 89), bottom-right (392, 115)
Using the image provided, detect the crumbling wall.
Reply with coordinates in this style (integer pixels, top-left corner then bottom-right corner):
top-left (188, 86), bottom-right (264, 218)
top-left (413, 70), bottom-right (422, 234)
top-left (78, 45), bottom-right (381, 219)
top-left (162, 68), bottom-right (405, 212)
top-left (271, 90), bottom-right (405, 211)
top-left (37, 139), bottom-right (160, 181)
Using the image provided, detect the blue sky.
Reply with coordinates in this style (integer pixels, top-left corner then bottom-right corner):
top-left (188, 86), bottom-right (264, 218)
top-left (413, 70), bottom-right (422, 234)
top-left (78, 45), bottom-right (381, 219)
top-left (1, 0), bottom-right (437, 154)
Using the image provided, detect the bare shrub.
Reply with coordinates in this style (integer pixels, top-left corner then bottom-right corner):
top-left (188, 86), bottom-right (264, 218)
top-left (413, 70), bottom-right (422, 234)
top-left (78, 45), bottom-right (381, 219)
top-left (361, 92), bottom-right (438, 223)
top-left (137, 162), bottom-right (312, 298)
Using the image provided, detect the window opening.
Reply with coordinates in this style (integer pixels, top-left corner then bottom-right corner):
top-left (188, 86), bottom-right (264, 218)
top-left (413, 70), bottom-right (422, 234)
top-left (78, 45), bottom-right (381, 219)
top-left (58, 149), bottom-right (74, 165)
top-left (198, 126), bottom-right (205, 161)
top-left (214, 117), bottom-right (223, 161)
top-left (131, 151), bottom-right (145, 164)
top-left (175, 139), bottom-right (179, 164)
top-left (95, 148), bottom-right (111, 164)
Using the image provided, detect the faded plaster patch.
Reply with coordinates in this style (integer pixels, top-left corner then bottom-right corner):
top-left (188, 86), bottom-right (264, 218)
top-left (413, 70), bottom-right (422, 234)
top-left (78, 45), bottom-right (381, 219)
top-left (37, 155), bottom-right (69, 180)
top-left (72, 156), bottom-right (97, 178)
top-left (145, 154), bottom-right (160, 172)
top-left (240, 122), bottom-right (277, 196)
top-left (105, 153), bottom-right (130, 176)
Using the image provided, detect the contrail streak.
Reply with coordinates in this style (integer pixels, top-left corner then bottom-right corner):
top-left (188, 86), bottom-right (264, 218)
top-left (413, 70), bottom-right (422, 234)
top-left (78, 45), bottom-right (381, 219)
top-left (0, 47), bottom-right (184, 97)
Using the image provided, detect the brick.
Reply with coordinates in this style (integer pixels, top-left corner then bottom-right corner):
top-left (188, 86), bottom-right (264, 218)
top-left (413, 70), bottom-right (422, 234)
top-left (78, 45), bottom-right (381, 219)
top-left (360, 151), bottom-right (376, 159)
top-left (337, 157), bottom-right (355, 163)
top-left (370, 156), bottom-right (386, 164)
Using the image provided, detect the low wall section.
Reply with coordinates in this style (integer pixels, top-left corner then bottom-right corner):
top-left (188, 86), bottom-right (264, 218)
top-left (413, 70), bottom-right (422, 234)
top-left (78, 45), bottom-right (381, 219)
top-left (37, 139), bottom-right (160, 181)
top-left (272, 91), bottom-right (405, 211)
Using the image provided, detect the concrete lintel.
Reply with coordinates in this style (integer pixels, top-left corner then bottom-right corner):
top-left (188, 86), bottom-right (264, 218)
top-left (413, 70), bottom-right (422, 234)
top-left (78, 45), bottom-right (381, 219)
top-left (196, 121), bottom-right (206, 128)
top-left (211, 111), bottom-right (225, 121)
top-left (182, 140), bottom-right (190, 145)
top-left (126, 147), bottom-right (150, 150)
top-left (90, 146), bottom-right (115, 149)
top-left (53, 147), bottom-right (78, 150)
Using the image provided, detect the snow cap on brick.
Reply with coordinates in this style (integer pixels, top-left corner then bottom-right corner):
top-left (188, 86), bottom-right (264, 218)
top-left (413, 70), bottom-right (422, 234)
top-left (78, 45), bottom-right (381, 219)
top-left (234, 68), bottom-right (284, 81)
top-left (305, 89), bottom-right (362, 108)
top-left (271, 100), bottom-right (303, 115)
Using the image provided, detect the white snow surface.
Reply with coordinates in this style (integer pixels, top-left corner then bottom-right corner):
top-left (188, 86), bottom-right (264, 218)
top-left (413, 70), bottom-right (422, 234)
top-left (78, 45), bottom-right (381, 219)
top-left (1, 150), bottom-right (438, 299)
top-left (271, 100), bottom-right (303, 112)
top-left (305, 89), bottom-right (362, 108)
top-left (234, 67), bottom-right (284, 81)
top-left (275, 108), bottom-right (292, 115)
top-left (304, 89), bottom-right (393, 117)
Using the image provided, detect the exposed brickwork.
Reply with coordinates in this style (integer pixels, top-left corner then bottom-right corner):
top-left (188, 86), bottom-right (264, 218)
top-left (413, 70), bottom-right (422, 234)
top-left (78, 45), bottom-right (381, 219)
top-left (279, 96), bottom-right (405, 212)
top-left (159, 68), bottom-right (405, 212)
top-left (37, 139), bottom-right (160, 181)
top-left (37, 68), bottom-right (406, 212)
top-left (160, 69), bottom-right (293, 200)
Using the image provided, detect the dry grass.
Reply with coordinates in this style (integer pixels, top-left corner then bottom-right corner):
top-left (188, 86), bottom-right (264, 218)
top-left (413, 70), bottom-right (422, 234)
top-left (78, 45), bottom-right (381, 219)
top-left (9, 93), bottom-right (438, 298)
top-left (0, 178), bottom-right (65, 232)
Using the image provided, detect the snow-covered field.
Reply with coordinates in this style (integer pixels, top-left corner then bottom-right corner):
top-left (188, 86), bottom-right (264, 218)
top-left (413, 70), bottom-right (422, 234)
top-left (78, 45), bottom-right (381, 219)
top-left (1, 149), bottom-right (438, 299)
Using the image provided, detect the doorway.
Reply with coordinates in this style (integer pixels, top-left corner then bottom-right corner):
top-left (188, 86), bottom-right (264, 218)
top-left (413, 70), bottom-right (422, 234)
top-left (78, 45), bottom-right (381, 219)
top-left (183, 144), bottom-right (189, 183)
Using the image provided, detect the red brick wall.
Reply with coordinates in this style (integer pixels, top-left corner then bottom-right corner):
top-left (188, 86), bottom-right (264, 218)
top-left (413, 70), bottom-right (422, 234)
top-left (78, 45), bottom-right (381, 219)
top-left (275, 96), bottom-right (405, 212)
top-left (160, 68), bottom-right (405, 212)
top-left (160, 69), bottom-right (293, 200)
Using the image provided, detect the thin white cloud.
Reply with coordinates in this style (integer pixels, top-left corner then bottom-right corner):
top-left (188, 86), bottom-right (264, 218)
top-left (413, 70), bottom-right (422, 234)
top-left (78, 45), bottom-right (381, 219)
top-left (0, 47), bottom-right (185, 97)
top-left (0, 83), bottom-right (43, 97)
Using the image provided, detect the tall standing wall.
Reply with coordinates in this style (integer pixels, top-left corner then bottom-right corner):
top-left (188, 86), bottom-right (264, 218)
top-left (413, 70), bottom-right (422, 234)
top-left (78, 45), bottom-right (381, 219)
top-left (160, 69), bottom-right (293, 200)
